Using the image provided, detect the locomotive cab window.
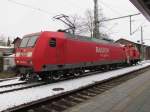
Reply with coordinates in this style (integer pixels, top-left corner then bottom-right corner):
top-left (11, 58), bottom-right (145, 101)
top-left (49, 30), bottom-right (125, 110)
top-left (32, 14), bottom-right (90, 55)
top-left (49, 38), bottom-right (56, 47)
top-left (20, 37), bottom-right (30, 48)
top-left (20, 35), bottom-right (39, 48)
top-left (27, 35), bottom-right (39, 47)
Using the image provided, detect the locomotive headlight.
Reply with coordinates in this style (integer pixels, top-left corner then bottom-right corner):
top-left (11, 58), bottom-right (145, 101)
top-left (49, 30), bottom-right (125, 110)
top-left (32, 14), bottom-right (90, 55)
top-left (27, 52), bottom-right (32, 57)
top-left (27, 60), bottom-right (32, 64)
top-left (15, 52), bottom-right (20, 57)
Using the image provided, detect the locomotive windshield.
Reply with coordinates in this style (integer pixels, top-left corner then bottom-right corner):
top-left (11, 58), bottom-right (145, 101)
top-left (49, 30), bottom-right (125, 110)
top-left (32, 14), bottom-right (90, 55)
top-left (20, 35), bottom-right (39, 48)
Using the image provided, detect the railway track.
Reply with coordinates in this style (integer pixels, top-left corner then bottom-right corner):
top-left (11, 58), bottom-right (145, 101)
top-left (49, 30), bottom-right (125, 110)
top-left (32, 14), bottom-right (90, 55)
top-left (0, 82), bottom-right (27, 88)
top-left (0, 82), bottom-right (47, 94)
top-left (5, 66), bottom-right (150, 112)
top-left (0, 77), bottom-right (18, 83)
top-left (0, 67), bottom-right (119, 96)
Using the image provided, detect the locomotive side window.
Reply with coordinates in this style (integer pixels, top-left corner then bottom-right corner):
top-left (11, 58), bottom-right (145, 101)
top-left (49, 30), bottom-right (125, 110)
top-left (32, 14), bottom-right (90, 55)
top-left (49, 38), bottom-right (56, 47)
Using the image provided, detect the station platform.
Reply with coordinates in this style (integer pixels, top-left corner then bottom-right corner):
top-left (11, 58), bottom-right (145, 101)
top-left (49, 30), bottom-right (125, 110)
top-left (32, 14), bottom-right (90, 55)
top-left (64, 69), bottom-right (150, 112)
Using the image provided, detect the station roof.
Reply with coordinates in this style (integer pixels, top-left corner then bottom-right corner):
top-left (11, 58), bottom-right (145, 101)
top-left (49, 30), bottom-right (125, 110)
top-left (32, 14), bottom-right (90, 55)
top-left (130, 0), bottom-right (150, 21)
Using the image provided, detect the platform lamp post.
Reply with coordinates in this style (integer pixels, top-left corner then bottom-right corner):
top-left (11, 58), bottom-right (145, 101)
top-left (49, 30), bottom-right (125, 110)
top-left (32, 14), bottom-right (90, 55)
top-left (137, 27), bottom-right (145, 60)
top-left (140, 26), bottom-right (144, 60)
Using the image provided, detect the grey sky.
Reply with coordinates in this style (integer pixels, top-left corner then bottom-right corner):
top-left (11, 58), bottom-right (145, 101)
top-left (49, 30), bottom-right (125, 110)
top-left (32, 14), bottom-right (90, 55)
top-left (0, 0), bottom-right (150, 45)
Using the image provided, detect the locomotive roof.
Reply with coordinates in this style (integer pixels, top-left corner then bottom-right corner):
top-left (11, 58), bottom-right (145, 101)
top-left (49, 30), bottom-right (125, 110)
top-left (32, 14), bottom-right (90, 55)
top-left (23, 32), bottom-right (41, 37)
top-left (65, 33), bottom-right (117, 45)
top-left (22, 31), bottom-right (121, 46)
top-left (23, 31), bottom-right (114, 44)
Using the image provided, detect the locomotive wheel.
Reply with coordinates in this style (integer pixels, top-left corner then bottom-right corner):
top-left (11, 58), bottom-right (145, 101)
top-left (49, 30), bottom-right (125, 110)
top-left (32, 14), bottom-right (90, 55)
top-left (52, 71), bottom-right (63, 81)
top-left (19, 74), bottom-right (26, 81)
top-left (52, 75), bottom-right (61, 81)
top-left (74, 72), bottom-right (80, 77)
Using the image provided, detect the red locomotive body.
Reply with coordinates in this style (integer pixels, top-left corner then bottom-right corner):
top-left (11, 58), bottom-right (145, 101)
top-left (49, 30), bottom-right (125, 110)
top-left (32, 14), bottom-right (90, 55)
top-left (15, 31), bottom-right (140, 80)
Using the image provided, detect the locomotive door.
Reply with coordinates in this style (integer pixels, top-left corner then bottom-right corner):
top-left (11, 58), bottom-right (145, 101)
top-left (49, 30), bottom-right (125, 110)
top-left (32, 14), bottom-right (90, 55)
top-left (56, 38), bottom-right (65, 64)
top-left (49, 38), bottom-right (57, 63)
top-left (125, 46), bottom-right (130, 64)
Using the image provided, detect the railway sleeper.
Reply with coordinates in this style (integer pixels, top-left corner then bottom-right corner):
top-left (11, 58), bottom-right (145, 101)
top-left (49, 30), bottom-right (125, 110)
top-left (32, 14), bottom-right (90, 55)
top-left (88, 88), bottom-right (102, 93)
top-left (80, 91), bottom-right (97, 96)
top-left (58, 99), bottom-right (74, 107)
top-left (52, 100), bottom-right (70, 109)
top-left (50, 102), bottom-right (67, 111)
top-left (69, 95), bottom-right (85, 102)
top-left (67, 96), bottom-right (83, 104)
top-left (73, 93), bottom-right (90, 100)
top-left (86, 89), bottom-right (100, 94)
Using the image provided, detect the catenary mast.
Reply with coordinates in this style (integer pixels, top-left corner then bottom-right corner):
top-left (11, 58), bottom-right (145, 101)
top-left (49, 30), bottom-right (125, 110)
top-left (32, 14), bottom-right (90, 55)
top-left (93, 0), bottom-right (100, 39)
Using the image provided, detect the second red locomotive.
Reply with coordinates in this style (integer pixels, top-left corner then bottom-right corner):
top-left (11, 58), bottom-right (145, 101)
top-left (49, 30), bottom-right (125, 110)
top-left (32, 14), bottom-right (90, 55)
top-left (15, 31), bottom-right (140, 81)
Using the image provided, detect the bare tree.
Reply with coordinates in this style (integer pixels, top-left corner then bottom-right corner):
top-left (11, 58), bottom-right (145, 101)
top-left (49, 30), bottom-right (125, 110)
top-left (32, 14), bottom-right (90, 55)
top-left (64, 8), bottom-right (107, 39)
top-left (84, 9), bottom-right (94, 37)
top-left (53, 5), bottom-right (108, 39)
top-left (83, 8), bottom-right (107, 38)
top-left (7, 37), bottom-right (11, 46)
top-left (66, 15), bottom-right (88, 35)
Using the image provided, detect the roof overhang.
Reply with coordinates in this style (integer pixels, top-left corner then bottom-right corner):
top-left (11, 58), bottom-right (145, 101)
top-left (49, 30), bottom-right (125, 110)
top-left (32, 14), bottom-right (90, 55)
top-left (130, 0), bottom-right (150, 21)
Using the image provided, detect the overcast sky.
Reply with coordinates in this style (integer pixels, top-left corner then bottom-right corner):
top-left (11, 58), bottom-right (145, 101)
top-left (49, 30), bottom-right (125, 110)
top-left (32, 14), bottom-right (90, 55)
top-left (0, 0), bottom-right (150, 45)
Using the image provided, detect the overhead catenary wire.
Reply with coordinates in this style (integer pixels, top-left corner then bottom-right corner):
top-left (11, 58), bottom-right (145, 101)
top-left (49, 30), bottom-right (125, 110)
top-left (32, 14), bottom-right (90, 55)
top-left (7, 0), bottom-right (54, 16)
top-left (100, 13), bottom-right (141, 22)
top-left (99, 0), bottom-right (123, 16)
top-left (66, 0), bottom-right (82, 9)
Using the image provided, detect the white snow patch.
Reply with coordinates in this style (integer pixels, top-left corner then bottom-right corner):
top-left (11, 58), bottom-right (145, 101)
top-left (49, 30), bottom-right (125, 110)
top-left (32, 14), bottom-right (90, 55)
top-left (0, 61), bottom-right (150, 111)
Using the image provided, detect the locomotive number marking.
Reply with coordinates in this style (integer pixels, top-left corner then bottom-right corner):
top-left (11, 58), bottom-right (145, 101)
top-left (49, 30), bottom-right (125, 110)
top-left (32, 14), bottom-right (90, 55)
top-left (96, 47), bottom-right (110, 54)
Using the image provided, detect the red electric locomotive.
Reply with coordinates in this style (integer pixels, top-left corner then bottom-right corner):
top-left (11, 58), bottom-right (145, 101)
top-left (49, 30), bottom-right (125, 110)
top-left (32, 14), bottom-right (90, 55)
top-left (15, 31), bottom-right (140, 81)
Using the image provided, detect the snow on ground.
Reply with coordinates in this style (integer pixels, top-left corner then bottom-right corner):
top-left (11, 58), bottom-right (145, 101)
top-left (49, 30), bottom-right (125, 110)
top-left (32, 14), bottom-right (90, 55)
top-left (0, 78), bottom-right (24, 87)
top-left (0, 61), bottom-right (150, 111)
